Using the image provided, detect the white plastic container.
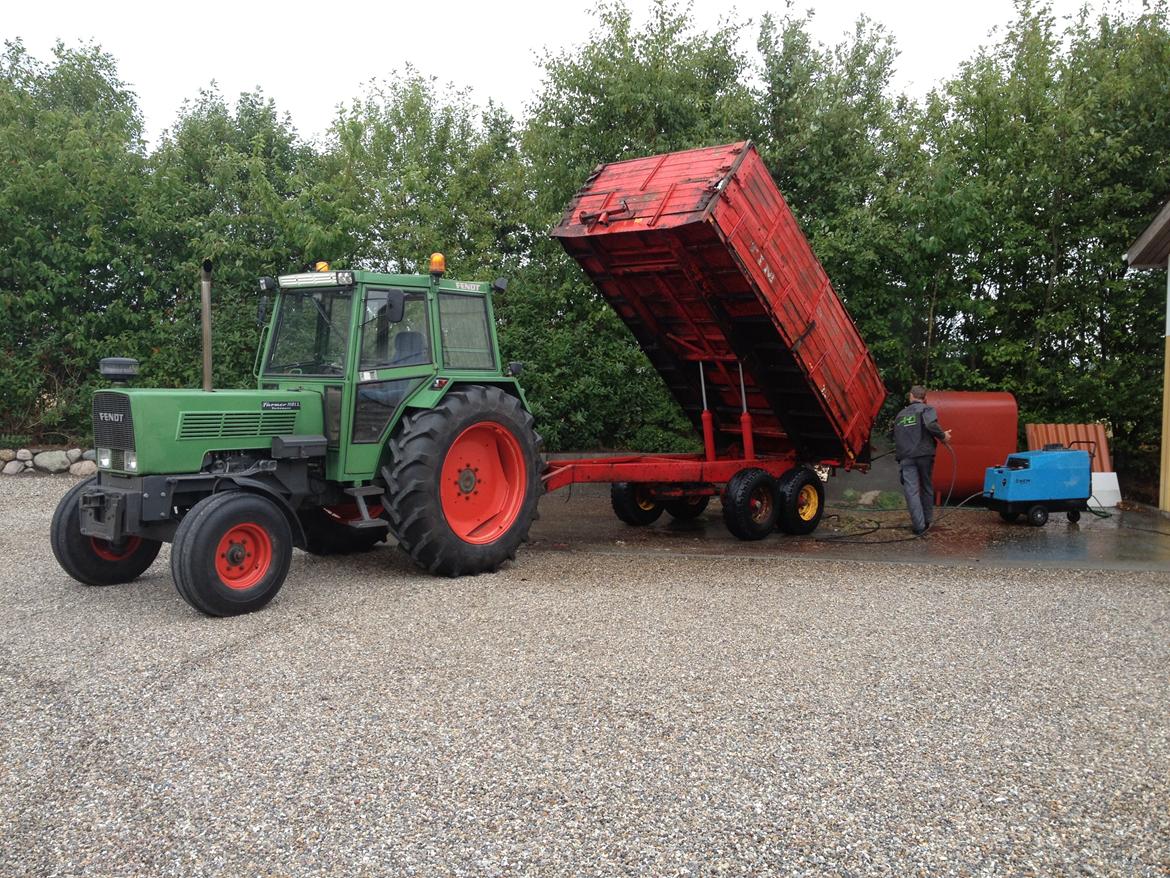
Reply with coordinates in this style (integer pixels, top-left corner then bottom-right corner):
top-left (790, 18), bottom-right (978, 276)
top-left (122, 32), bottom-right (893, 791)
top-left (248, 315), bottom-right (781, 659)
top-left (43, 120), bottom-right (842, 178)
top-left (1091, 472), bottom-right (1122, 508)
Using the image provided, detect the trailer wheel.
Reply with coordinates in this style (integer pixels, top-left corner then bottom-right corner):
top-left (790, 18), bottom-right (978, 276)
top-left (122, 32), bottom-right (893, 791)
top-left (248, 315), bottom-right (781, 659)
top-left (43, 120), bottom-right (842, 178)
top-left (611, 483), bottom-right (665, 526)
top-left (50, 477), bottom-right (162, 586)
top-left (1067, 510), bottom-right (1081, 523)
top-left (1027, 504), bottom-right (1049, 527)
top-left (170, 492), bottom-right (293, 616)
top-left (722, 468), bottom-right (778, 541)
top-left (998, 509), bottom-right (1020, 523)
top-left (664, 496), bottom-right (709, 521)
top-left (386, 385), bottom-right (542, 576)
top-left (299, 504), bottom-right (388, 555)
top-left (776, 467), bottom-right (826, 536)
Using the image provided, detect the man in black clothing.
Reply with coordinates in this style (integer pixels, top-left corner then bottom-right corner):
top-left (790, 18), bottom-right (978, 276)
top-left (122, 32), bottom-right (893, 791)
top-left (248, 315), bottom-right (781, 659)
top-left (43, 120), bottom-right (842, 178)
top-left (893, 385), bottom-right (951, 535)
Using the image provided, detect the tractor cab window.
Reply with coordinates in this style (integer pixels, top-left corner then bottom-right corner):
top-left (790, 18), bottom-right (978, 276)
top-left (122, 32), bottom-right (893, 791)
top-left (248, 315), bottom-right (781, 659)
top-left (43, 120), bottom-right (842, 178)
top-left (360, 289), bottom-right (431, 369)
top-left (438, 293), bottom-right (495, 370)
top-left (265, 289), bottom-right (354, 376)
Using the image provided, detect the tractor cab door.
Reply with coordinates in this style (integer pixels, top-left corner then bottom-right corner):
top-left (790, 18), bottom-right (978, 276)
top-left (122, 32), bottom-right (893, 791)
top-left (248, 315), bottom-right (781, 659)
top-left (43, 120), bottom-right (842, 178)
top-left (342, 286), bottom-right (435, 477)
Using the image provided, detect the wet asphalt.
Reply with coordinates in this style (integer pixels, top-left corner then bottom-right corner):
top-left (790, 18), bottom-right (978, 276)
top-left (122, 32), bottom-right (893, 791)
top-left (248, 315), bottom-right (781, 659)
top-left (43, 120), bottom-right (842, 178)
top-left (1, 475), bottom-right (1168, 876)
top-left (535, 481), bottom-right (1170, 573)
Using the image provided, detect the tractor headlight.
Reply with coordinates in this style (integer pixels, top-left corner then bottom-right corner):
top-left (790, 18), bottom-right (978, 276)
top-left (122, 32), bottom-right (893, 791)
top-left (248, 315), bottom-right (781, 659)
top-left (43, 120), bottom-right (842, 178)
top-left (124, 451), bottom-right (138, 472)
top-left (97, 448), bottom-right (112, 469)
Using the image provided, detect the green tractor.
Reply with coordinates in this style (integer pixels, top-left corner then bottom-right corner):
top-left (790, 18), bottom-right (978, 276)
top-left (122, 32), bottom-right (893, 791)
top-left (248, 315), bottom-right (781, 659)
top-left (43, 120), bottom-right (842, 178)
top-left (50, 257), bottom-right (543, 616)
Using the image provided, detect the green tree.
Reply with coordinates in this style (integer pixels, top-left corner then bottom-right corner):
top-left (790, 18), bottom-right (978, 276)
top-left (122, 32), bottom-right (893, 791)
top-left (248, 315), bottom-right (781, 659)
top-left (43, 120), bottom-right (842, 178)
top-left (0, 40), bottom-right (147, 439)
top-left (138, 87), bottom-right (324, 391)
top-left (516, 0), bottom-right (756, 450)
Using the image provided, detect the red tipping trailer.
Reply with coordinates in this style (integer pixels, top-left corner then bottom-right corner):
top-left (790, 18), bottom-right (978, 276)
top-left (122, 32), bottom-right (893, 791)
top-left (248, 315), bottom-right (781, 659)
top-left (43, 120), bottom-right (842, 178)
top-left (545, 141), bottom-right (886, 540)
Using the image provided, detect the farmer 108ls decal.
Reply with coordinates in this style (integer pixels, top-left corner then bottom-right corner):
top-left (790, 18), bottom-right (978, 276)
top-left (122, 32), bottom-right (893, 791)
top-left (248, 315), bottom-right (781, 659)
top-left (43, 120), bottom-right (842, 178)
top-left (51, 141), bottom-right (885, 616)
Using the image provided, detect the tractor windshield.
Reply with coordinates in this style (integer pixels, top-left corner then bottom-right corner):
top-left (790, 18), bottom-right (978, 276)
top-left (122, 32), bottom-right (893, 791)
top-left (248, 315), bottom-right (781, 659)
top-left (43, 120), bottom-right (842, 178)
top-left (265, 289), bottom-right (354, 376)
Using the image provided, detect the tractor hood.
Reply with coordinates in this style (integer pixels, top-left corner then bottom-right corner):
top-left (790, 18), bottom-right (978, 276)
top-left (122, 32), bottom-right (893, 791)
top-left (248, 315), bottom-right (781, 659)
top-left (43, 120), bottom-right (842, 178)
top-left (91, 388), bottom-right (324, 476)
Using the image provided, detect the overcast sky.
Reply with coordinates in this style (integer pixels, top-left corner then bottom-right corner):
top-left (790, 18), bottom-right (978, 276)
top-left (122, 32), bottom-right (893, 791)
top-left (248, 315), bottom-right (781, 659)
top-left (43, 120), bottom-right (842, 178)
top-left (5, 0), bottom-right (1131, 146)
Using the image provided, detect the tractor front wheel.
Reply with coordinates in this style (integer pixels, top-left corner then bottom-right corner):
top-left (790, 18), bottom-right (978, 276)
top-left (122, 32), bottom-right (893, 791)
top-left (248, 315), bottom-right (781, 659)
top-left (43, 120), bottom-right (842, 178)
top-left (50, 477), bottom-right (162, 586)
top-left (612, 483), bottom-right (665, 526)
top-left (998, 509), bottom-right (1021, 524)
top-left (776, 467), bottom-right (826, 536)
top-left (722, 468), bottom-right (778, 541)
top-left (1027, 504), bottom-right (1049, 527)
top-left (385, 385), bottom-right (542, 576)
top-left (170, 492), bottom-right (293, 616)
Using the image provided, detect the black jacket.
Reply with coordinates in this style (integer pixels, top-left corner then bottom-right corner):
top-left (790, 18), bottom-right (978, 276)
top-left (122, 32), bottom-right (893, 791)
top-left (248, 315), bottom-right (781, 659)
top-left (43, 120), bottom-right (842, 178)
top-left (893, 401), bottom-right (946, 461)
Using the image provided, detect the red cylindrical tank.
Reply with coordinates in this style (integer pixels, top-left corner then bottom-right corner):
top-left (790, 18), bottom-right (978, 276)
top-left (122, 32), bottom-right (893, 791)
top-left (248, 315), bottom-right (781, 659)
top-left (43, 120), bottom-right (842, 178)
top-left (926, 391), bottom-right (1018, 503)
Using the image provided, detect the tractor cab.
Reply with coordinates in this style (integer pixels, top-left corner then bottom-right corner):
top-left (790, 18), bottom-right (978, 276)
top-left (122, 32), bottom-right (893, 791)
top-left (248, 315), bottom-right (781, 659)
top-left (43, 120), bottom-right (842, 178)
top-left (256, 258), bottom-right (512, 481)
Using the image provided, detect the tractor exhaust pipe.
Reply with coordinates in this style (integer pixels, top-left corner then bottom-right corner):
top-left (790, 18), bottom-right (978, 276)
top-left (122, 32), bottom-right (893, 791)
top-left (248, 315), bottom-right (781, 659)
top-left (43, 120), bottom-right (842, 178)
top-left (200, 259), bottom-right (213, 392)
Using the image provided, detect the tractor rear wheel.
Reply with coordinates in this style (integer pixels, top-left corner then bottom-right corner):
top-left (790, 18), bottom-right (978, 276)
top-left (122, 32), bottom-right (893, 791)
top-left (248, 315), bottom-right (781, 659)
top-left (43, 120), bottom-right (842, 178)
top-left (776, 467), bottom-right (826, 535)
top-left (1027, 504), bottom-right (1049, 527)
top-left (612, 483), bottom-right (665, 526)
top-left (664, 496), bottom-right (709, 521)
top-left (385, 385), bottom-right (542, 576)
top-left (299, 504), bottom-right (388, 555)
top-left (722, 468), bottom-right (778, 541)
top-left (998, 509), bottom-right (1021, 523)
top-left (171, 492), bottom-right (293, 616)
top-left (50, 477), bottom-right (161, 586)
top-left (1067, 509), bottom-right (1081, 523)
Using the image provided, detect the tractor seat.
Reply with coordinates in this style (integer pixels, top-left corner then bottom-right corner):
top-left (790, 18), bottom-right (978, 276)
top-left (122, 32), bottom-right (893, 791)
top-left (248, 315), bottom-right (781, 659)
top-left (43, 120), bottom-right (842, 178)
top-left (391, 331), bottom-right (427, 365)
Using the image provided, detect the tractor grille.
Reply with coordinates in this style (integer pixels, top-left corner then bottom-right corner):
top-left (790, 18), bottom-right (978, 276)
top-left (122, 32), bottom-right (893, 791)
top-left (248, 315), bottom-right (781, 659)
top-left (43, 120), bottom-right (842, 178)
top-left (177, 411), bottom-right (298, 441)
top-left (92, 392), bottom-right (135, 450)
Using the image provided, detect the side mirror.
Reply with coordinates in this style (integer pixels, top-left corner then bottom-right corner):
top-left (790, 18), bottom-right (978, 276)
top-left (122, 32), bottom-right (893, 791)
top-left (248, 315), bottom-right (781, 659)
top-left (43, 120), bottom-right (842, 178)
top-left (257, 295), bottom-right (269, 326)
top-left (385, 289), bottom-right (405, 323)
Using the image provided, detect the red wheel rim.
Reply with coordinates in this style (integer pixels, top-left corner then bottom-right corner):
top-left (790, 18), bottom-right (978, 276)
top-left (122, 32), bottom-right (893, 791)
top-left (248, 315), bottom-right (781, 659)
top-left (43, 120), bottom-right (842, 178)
top-left (214, 523), bottom-right (273, 590)
top-left (440, 422), bottom-right (527, 544)
top-left (749, 486), bottom-right (774, 524)
top-left (90, 536), bottom-right (142, 562)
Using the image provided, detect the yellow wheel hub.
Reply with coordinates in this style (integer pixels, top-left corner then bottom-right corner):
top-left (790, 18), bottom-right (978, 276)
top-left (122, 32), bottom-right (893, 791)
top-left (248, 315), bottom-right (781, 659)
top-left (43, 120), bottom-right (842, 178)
top-left (797, 484), bottom-right (819, 521)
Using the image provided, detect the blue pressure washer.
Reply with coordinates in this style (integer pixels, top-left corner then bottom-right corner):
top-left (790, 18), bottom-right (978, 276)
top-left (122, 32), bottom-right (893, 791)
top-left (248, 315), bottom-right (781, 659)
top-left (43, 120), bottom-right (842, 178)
top-left (983, 443), bottom-right (1093, 526)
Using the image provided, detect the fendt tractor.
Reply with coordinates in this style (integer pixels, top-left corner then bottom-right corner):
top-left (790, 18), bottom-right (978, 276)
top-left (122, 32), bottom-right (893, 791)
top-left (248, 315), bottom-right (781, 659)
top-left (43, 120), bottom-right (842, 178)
top-left (51, 141), bottom-right (886, 616)
top-left (51, 257), bottom-right (543, 616)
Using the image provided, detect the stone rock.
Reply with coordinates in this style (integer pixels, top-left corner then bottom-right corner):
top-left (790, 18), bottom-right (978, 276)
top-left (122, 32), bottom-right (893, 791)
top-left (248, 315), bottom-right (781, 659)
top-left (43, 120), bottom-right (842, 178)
top-left (2, 460), bottom-right (26, 476)
top-left (15, 449), bottom-right (32, 461)
top-left (34, 450), bottom-right (71, 473)
top-left (66, 448), bottom-right (83, 463)
top-left (69, 460), bottom-right (98, 477)
top-left (858, 489), bottom-right (883, 507)
top-left (0, 449), bottom-right (14, 463)
top-left (82, 449), bottom-right (96, 462)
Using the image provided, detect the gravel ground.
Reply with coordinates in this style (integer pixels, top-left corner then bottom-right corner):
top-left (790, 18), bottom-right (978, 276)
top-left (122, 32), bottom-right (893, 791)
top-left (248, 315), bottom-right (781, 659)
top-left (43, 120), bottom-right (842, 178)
top-left (1, 475), bottom-right (1168, 877)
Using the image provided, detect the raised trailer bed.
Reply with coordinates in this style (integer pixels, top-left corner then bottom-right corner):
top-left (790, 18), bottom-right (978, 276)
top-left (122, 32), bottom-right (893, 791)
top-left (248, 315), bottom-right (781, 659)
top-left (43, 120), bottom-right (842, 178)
top-left (546, 141), bottom-right (885, 539)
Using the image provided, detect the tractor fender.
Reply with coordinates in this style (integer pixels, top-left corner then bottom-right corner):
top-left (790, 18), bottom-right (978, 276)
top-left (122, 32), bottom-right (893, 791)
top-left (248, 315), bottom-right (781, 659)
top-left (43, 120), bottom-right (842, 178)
top-left (216, 476), bottom-right (308, 549)
top-left (403, 376), bottom-right (531, 415)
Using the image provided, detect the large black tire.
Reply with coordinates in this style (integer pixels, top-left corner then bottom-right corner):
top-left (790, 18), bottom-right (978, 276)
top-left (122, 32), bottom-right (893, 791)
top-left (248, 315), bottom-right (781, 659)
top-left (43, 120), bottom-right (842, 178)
top-left (722, 468), bottom-right (779, 541)
top-left (385, 385), bottom-right (542, 576)
top-left (611, 483), bottom-right (665, 526)
top-left (298, 506), bottom-right (388, 555)
top-left (1067, 510), bottom-right (1081, 523)
top-left (50, 476), bottom-right (161, 586)
top-left (664, 496), bottom-right (710, 521)
top-left (1027, 504), bottom-right (1049, 527)
top-left (170, 492), bottom-right (293, 616)
top-left (998, 509), bottom-right (1021, 523)
top-left (776, 467), bottom-right (826, 536)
